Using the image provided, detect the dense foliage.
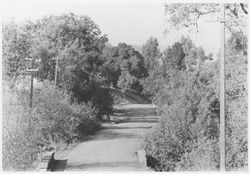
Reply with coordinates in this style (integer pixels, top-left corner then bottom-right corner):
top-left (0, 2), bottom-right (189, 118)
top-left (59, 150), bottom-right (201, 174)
top-left (142, 4), bottom-right (248, 172)
top-left (2, 13), bottom-right (150, 171)
top-left (164, 3), bottom-right (247, 34)
top-left (100, 43), bottom-right (147, 92)
top-left (225, 31), bottom-right (248, 170)
top-left (141, 37), bottom-right (164, 99)
top-left (2, 81), bottom-right (100, 171)
top-left (2, 13), bottom-right (114, 118)
top-left (2, 4), bottom-right (247, 171)
top-left (143, 32), bottom-right (247, 171)
top-left (2, 13), bottom-right (112, 171)
top-left (2, 22), bottom-right (31, 80)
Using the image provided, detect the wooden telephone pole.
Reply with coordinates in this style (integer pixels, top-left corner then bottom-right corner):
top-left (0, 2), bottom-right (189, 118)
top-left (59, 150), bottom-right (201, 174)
top-left (25, 57), bottom-right (40, 129)
top-left (25, 58), bottom-right (40, 108)
top-left (205, 3), bottom-right (226, 171)
top-left (52, 57), bottom-right (62, 89)
top-left (219, 3), bottom-right (226, 171)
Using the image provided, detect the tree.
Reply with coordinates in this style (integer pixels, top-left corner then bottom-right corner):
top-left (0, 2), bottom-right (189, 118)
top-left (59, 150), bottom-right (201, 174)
top-left (163, 41), bottom-right (186, 72)
top-left (142, 37), bottom-right (161, 73)
top-left (164, 4), bottom-right (248, 170)
top-left (2, 22), bottom-right (32, 81)
top-left (144, 5), bottom-right (247, 170)
top-left (3, 13), bottom-right (114, 118)
top-left (164, 3), bottom-right (247, 33)
top-left (28, 13), bottom-right (108, 83)
top-left (117, 70), bottom-right (137, 91)
top-left (144, 61), bottom-right (221, 171)
top-left (225, 32), bottom-right (247, 170)
top-left (100, 43), bottom-right (146, 92)
top-left (100, 46), bottom-right (121, 86)
top-left (141, 37), bottom-right (164, 100)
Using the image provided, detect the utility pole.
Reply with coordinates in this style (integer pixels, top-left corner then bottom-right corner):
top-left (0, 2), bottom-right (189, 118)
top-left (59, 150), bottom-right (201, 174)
top-left (219, 3), bottom-right (226, 171)
top-left (52, 57), bottom-right (62, 89)
top-left (25, 58), bottom-right (40, 108)
top-left (25, 57), bottom-right (40, 129)
top-left (204, 3), bottom-right (226, 171)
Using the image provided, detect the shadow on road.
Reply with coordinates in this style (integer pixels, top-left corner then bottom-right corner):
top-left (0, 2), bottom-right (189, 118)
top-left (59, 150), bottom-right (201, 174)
top-left (88, 131), bottom-right (142, 141)
top-left (66, 161), bottom-right (141, 170)
top-left (66, 104), bottom-right (159, 171)
top-left (114, 107), bottom-right (157, 117)
top-left (105, 126), bottom-right (153, 130)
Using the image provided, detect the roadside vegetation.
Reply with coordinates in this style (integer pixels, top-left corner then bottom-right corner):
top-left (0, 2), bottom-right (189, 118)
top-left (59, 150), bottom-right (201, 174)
top-left (3, 80), bottom-right (100, 170)
top-left (2, 3), bottom-right (247, 171)
top-left (143, 3), bottom-right (247, 172)
top-left (2, 13), bottom-right (150, 171)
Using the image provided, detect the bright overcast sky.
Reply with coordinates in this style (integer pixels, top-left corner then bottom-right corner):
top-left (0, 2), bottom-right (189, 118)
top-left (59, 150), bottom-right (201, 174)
top-left (1, 0), bottom-right (221, 55)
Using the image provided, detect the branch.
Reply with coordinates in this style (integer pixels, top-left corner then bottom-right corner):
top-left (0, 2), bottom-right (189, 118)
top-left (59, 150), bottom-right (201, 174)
top-left (225, 4), bottom-right (238, 18)
top-left (240, 3), bottom-right (248, 14)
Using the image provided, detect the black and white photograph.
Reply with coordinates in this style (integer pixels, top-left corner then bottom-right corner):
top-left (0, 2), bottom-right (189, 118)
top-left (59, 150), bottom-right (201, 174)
top-left (1, 0), bottom-right (248, 172)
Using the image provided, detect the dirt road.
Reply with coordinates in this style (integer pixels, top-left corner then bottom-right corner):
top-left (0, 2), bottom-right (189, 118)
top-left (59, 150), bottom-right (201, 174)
top-left (63, 104), bottom-right (158, 171)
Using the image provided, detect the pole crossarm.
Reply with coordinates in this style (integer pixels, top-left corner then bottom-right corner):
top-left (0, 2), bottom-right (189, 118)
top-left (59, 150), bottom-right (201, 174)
top-left (25, 58), bottom-right (33, 61)
top-left (52, 57), bottom-right (62, 60)
top-left (25, 58), bottom-right (41, 62)
top-left (26, 68), bottom-right (39, 72)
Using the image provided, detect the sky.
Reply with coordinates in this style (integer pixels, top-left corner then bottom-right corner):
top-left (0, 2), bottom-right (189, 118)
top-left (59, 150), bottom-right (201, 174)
top-left (1, 0), bottom-right (221, 55)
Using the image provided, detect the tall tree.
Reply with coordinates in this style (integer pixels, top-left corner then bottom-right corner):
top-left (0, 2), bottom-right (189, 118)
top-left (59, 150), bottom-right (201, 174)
top-left (100, 43), bottom-right (146, 92)
top-left (29, 13), bottom-right (108, 84)
top-left (2, 13), bottom-right (113, 118)
top-left (2, 22), bottom-right (32, 81)
top-left (142, 37), bottom-right (161, 73)
top-left (141, 37), bottom-right (164, 99)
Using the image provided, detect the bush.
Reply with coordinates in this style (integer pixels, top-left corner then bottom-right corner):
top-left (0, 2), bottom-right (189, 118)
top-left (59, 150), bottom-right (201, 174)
top-left (143, 66), bottom-right (220, 171)
top-left (225, 41), bottom-right (248, 170)
top-left (32, 81), bottom-right (101, 144)
top-left (61, 67), bottom-right (114, 119)
top-left (89, 85), bottom-right (114, 120)
top-left (175, 138), bottom-right (219, 171)
top-left (143, 126), bottom-right (184, 171)
top-left (2, 79), bottom-right (40, 171)
top-left (143, 32), bottom-right (248, 172)
top-left (70, 102), bottom-right (101, 138)
top-left (2, 80), bottom-right (101, 171)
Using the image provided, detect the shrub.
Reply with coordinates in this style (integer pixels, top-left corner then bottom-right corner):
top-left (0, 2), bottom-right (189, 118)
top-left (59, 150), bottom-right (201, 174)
top-left (90, 86), bottom-right (114, 120)
top-left (70, 102), bottom-right (101, 138)
top-left (62, 68), bottom-right (114, 119)
top-left (143, 66), bottom-right (220, 171)
top-left (175, 138), bottom-right (219, 171)
top-left (2, 80), bottom-right (40, 171)
top-left (225, 42), bottom-right (248, 170)
top-left (143, 126), bottom-right (184, 171)
top-left (2, 80), bottom-right (100, 171)
top-left (143, 35), bottom-right (248, 171)
top-left (32, 81), bottom-right (101, 144)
